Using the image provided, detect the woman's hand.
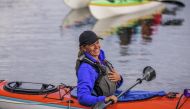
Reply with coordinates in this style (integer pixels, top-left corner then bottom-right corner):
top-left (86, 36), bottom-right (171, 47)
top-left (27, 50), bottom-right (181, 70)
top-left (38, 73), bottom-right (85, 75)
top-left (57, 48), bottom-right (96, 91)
top-left (108, 69), bottom-right (121, 82)
top-left (105, 95), bottom-right (118, 103)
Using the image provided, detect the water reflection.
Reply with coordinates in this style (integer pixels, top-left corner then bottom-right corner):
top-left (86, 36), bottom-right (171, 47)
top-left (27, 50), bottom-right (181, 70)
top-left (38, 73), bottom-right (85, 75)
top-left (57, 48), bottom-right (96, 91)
top-left (117, 27), bottom-right (133, 45)
top-left (62, 7), bottom-right (96, 28)
top-left (93, 5), bottom-right (164, 43)
top-left (162, 6), bottom-right (184, 26)
top-left (116, 16), bottom-right (160, 46)
top-left (141, 18), bottom-right (157, 41)
top-left (162, 6), bottom-right (183, 16)
top-left (0, 0), bottom-right (18, 9)
top-left (161, 18), bottom-right (184, 26)
top-left (116, 17), bottom-right (158, 57)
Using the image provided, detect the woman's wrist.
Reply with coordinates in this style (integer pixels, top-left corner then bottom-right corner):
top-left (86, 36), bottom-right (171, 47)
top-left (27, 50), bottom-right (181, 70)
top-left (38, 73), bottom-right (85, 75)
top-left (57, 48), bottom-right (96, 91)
top-left (105, 97), bottom-right (111, 103)
top-left (104, 95), bottom-right (118, 103)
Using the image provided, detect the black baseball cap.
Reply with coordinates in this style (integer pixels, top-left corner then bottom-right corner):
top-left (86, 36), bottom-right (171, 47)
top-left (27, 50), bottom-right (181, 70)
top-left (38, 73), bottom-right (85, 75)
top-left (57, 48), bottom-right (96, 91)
top-left (79, 30), bottom-right (103, 46)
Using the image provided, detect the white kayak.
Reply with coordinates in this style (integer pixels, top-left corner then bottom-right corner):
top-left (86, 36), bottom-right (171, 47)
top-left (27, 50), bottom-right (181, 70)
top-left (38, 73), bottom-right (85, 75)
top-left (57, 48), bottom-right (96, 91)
top-left (89, 0), bottom-right (164, 19)
top-left (64, 0), bottom-right (90, 9)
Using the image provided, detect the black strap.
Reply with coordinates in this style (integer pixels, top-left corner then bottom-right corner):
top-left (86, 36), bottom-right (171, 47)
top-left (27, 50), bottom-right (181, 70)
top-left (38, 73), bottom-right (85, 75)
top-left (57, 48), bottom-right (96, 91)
top-left (76, 55), bottom-right (106, 75)
top-left (76, 55), bottom-right (114, 96)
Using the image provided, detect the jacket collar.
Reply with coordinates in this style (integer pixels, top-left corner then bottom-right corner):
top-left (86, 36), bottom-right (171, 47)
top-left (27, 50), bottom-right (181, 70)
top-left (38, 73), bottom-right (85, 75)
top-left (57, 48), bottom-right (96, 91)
top-left (84, 49), bottom-right (105, 63)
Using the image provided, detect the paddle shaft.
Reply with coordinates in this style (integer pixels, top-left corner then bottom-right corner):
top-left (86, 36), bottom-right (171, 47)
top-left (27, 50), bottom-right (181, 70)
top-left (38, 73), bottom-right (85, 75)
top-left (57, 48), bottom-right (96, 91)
top-left (118, 80), bottom-right (141, 98)
top-left (152, 0), bottom-right (185, 7)
top-left (104, 79), bottom-right (142, 107)
top-left (93, 66), bottom-right (156, 109)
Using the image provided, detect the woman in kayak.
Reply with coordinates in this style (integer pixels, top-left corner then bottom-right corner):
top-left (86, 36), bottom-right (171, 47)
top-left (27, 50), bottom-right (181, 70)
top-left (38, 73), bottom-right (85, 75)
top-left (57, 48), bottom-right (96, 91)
top-left (75, 30), bottom-right (123, 106)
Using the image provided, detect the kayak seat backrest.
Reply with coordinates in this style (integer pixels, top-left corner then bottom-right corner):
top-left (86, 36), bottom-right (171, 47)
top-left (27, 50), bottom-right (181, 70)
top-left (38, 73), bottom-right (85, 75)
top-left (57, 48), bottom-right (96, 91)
top-left (4, 81), bottom-right (58, 95)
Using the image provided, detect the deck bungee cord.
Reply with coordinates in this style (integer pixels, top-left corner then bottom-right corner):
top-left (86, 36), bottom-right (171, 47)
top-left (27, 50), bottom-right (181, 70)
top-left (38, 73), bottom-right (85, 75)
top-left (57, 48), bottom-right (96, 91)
top-left (0, 80), bottom-right (77, 108)
top-left (44, 83), bottom-right (76, 101)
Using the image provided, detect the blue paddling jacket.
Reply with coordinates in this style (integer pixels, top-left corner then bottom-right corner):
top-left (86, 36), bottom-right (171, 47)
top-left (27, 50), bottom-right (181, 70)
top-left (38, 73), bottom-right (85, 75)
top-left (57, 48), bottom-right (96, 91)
top-left (76, 49), bottom-right (123, 106)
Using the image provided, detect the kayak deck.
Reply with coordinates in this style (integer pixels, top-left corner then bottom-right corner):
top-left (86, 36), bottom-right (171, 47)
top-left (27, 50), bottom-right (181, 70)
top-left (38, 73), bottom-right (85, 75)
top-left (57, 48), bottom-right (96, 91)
top-left (0, 80), bottom-right (189, 109)
top-left (90, 0), bottom-right (150, 6)
top-left (107, 95), bottom-right (189, 109)
top-left (89, 0), bottom-right (165, 19)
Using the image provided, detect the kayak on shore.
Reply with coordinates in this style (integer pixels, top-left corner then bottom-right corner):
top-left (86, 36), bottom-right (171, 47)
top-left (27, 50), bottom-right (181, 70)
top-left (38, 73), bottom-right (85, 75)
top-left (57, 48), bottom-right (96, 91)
top-left (0, 80), bottom-right (189, 109)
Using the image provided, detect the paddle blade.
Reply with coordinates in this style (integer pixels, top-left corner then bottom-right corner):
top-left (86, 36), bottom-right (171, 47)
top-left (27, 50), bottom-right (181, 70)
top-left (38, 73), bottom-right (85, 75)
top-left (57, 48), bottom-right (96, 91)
top-left (143, 66), bottom-right (156, 81)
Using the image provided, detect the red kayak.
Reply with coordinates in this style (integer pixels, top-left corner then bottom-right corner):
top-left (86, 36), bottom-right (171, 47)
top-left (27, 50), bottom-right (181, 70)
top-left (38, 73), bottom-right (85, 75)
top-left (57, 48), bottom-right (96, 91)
top-left (0, 80), bottom-right (189, 109)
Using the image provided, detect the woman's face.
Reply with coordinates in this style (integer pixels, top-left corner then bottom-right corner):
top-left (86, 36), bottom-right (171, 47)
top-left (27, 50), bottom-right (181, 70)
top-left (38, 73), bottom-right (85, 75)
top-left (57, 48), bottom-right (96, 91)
top-left (83, 40), bottom-right (101, 59)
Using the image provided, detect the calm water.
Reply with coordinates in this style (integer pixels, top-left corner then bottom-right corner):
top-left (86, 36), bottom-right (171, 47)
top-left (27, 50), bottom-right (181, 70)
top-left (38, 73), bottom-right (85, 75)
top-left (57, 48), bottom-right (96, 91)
top-left (0, 0), bottom-right (189, 93)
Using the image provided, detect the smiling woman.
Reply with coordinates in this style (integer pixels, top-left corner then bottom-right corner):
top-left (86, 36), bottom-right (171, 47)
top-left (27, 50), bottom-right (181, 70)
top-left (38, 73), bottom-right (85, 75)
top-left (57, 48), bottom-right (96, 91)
top-left (75, 30), bottom-right (123, 106)
top-left (0, 1), bottom-right (190, 108)
top-left (78, 31), bottom-right (103, 60)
